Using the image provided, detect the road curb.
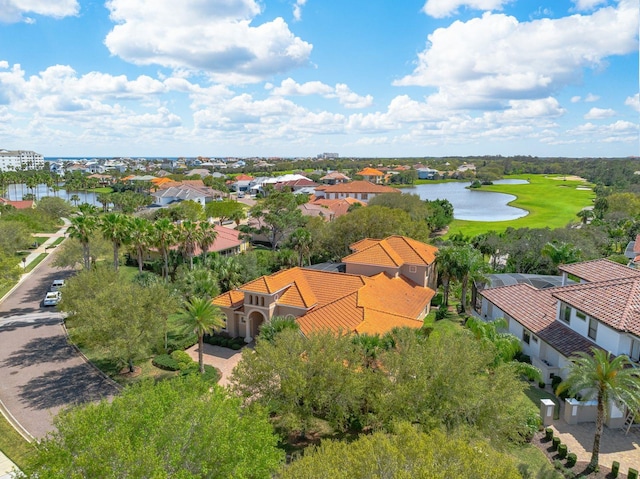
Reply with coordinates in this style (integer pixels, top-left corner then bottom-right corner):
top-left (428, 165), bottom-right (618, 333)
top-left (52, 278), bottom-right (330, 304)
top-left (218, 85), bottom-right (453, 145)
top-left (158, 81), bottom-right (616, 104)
top-left (58, 322), bottom-right (123, 393)
top-left (0, 397), bottom-right (33, 444)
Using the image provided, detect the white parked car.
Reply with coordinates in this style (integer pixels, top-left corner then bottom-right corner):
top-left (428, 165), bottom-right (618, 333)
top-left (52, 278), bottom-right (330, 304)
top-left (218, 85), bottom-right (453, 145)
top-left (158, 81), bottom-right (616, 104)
top-left (43, 291), bottom-right (61, 307)
top-left (50, 279), bottom-right (65, 291)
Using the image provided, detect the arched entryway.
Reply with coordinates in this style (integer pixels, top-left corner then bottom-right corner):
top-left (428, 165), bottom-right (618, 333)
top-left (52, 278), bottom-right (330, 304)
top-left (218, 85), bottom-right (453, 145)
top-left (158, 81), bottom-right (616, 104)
top-left (245, 310), bottom-right (265, 343)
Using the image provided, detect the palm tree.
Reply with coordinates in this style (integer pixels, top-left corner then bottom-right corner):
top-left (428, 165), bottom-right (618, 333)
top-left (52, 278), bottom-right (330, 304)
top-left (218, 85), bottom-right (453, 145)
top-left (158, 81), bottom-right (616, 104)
top-left (99, 213), bottom-right (130, 270)
top-left (197, 221), bottom-right (218, 264)
top-left (541, 241), bottom-right (581, 272)
top-left (556, 349), bottom-right (640, 471)
top-left (454, 244), bottom-right (488, 313)
top-left (209, 255), bottom-right (243, 292)
top-left (128, 217), bottom-right (154, 273)
top-left (153, 218), bottom-right (178, 281)
top-left (435, 245), bottom-right (458, 307)
top-left (290, 227), bottom-right (312, 267)
top-left (96, 192), bottom-right (112, 213)
top-left (67, 213), bottom-right (98, 270)
top-left (178, 220), bottom-right (201, 270)
top-left (177, 297), bottom-right (225, 373)
top-left (70, 194), bottom-right (80, 207)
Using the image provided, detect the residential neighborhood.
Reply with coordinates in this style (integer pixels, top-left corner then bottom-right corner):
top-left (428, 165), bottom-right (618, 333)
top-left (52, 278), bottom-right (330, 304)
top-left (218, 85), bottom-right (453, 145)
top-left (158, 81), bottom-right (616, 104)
top-left (0, 155), bottom-right (639, 477)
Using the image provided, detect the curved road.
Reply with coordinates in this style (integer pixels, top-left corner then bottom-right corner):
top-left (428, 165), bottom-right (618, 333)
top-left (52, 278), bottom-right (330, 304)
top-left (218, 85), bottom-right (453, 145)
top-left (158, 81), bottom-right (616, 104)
top-left (0, 249), bottom-right (119, 439)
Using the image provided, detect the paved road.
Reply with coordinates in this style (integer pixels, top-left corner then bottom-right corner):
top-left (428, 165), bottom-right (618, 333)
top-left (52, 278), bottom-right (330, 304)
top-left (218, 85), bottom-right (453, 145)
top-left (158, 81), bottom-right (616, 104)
top-left (0, 248), bottom-right (119, 439)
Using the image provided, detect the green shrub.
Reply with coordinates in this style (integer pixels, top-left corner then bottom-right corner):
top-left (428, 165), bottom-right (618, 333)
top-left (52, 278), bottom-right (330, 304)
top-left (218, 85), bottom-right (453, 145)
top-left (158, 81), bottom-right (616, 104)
top-left (231, 343), bottom-right (242, 350)
top-left (545, 427), bottom-right (554, 440)
top-left (557, 444), bottom-right (567, 459)
top-left (611, 461), bottom-right (620, 478)
top-left (435, 304), bottom-right (448, 321)
top-left (170, 350), bottom-right (195, 370)
top-left (551, 375), bottom-right (562, 390)
top-left (566, 453), bottom-right (577, 468)
top-left (629, 468), bottom-right (638, 479)
top-left (539, 381), bottom-right (546, 388)
top-left (552, 437), bottom-right (561, 450)
top-left (152, 354), bottom-right (180, 371)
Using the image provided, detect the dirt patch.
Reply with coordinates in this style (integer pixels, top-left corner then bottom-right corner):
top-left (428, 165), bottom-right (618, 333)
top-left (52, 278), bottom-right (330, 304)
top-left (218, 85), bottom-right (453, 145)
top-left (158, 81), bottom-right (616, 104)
top-left (118, 366), bottom-right (142, 378)
top-left (548, 175), bottom-right (587, 182)
top-left (531, 432), bottom-right (621, 478)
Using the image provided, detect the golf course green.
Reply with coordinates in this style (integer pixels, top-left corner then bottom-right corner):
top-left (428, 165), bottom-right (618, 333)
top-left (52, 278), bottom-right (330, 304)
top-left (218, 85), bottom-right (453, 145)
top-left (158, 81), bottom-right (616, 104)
top-left (445, 174), bottom-right (595, 238)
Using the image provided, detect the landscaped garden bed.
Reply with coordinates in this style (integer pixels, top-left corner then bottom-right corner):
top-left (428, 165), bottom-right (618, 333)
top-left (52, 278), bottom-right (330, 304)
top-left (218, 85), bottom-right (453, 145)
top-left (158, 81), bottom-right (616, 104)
top-left (203, 334), bottom-right (245, 350)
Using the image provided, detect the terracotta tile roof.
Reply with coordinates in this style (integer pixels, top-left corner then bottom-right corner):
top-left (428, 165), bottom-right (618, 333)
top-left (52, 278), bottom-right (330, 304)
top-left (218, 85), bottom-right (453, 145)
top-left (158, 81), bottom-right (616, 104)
top-left (167, 225), bottom-right (245, 255)
top-left (634, 234), bottom-right (640, 254)
top-left (359, 273), bottom-right (434, 319)
top-left (214, 266), bottom-right (434, 337)
top-left (213, 290), bottom-right (244, 308)
top-left (558, 259), bottom-right (640, 283)
top-left (234, 174), bottom-right (254, 181)
top-left (480, 283), bottom-right (601, 358)
top-left (356, 167), bottom-right (385, 176)
top-left (315, 180), bottom-right (400, 194)
top-left (552, 278), bottom-right (640, 336)
top-left (0, 198), bottom-right (34, 209)
top-left (309, 198), bottom-right (364, 219)
top-left (320, 172), bottom-right (350, 181)
top-left (343, 236), bottom-right (438, 267)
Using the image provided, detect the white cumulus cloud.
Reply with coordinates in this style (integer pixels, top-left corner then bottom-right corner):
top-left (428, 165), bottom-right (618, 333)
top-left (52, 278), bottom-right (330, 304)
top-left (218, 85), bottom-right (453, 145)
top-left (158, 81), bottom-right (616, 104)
top-left (293, 0), bottom-right (307, 21)
top-left (584, 107), bottom-right (616, 119)
top-left (0, 0), bottom-right (79, 23)
top-left (572, 0), bottom-right (608, 11)
top-left (584, 93), bottom-right (600, 102)
top-left (625, 93), bottom-right (640, 112)
top-left (396, 1), bottom-right (638, 111)
top-left (104, 0), bottom-right (313, 84)
top-left (270, 78), bottom-right (373, 109)
top-left (422, 0), bottom-right (513, 18)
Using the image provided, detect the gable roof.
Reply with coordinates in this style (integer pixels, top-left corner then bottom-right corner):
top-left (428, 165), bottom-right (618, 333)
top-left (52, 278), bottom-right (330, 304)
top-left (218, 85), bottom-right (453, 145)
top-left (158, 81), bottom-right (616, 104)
top-left (552, 278), bottom-right (640, 336)
top-left (214, 266), bottom-right (434, 337)
top-left (480, 283), bottom-right (601, 358)
top-left (357, 167), bottom-right (385, 177)
top-left (343, 236), bottom-right (437, 268)
top-left (0, 198), bottom-right (35, 209)
top-left (315, 180), bottom-right (400, 194)
top-left (558, 258), bottom-right (640, 283)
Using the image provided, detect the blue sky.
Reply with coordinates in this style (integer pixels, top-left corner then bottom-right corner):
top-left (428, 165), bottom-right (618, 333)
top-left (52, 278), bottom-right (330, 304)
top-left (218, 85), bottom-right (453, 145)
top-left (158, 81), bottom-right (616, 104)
top-left (0, 0), bottom-right (637, 158)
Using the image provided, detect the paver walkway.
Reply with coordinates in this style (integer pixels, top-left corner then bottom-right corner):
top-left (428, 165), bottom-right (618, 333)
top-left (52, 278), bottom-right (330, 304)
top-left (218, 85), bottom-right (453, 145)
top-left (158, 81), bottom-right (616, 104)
top-left (549, 421), bottom-right (640, 472)
top-left (185, 343), bottom-right (249, 386)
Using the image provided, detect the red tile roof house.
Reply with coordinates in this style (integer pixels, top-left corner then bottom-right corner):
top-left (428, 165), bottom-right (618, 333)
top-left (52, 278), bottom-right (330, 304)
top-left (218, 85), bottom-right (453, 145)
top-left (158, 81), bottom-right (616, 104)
top-left (145, 224), bottom-right (248, 262)
top-left (479, 259), bottom-right (640, 427)
top-left (314, 180), bottom-right (399, 203)
top-left (356, 167), bottom-right (386, 184)
top-left (213, 235), bottom-right (438, 343)
top-left (0, 198), bottom-right (35, 209)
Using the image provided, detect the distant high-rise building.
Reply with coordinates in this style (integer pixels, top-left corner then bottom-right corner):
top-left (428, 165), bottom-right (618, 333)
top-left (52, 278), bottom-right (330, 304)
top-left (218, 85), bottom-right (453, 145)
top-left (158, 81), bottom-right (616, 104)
top-left (317, 152), bottom-right (339, 159)
top-left (0, 149), bottom-right (45, 171)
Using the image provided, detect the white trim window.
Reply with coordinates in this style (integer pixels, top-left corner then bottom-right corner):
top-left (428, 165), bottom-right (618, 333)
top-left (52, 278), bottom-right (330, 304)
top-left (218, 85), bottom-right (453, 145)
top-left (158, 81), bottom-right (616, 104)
top-left (588, 317), bottom-right (598, 340)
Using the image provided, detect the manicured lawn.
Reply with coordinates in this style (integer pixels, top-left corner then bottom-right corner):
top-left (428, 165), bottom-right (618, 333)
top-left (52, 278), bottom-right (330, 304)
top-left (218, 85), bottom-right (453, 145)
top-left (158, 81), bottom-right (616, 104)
top-left (523, 384), bottom-right (561, 420)
top-left (87, 187), bottom-right (113, 193)
top-left (509, 443), bottom-right (554, 477)
top-left (25, 253), bottom-right (47, 272)
top-left (49, 236), bottom-right (65, 247)
top-left (0, 414), bottom-right (35, 470)
top-left (446, 174), bottom-right (595, 238)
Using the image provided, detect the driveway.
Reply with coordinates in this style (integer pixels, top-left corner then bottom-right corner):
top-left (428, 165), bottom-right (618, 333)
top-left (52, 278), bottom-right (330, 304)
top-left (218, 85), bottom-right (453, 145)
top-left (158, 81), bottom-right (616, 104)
top-left (0, 250), bottom-right (119, 439)
top-left (185, 343), bottom-right (249, 387)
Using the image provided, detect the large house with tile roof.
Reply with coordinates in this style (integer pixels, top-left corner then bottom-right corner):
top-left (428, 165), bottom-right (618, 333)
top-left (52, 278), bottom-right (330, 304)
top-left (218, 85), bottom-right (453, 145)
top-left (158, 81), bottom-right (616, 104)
top-left (479, 259), bottom-right (640, 386)
top-left (356, 167), bottom-right (386, 184)
top-left (213, 235), bottom-right (438, 342)
top-left (314, 180), bottom-right (399, 203)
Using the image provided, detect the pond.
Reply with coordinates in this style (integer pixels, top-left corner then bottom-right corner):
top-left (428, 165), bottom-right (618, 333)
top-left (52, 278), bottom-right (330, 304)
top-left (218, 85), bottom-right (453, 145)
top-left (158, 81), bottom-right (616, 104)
top-left (400, 179), bottom-right (529, 222)
top-left (5, 184), bottom-right (100, 206)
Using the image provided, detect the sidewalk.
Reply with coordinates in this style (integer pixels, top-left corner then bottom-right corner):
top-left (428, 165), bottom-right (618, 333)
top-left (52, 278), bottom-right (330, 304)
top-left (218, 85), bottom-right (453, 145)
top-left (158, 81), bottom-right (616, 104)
top-left (1, 219), bottom-right (70, 305)
top-left (0, 450), bottom-right (19, 479)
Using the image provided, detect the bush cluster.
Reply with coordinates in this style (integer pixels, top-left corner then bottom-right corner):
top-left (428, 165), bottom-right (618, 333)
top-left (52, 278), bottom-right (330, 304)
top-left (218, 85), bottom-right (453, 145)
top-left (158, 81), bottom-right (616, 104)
top-left (629, 467), bottom-right (639, 479)
top-left (565, 453), bottom-right (577, 468)
top-left (204, 334), bottom-right (244, 350)
top-left (611, 461), bottom-right (620, 478)
top-left (152, 354), bottom-right (180, 371)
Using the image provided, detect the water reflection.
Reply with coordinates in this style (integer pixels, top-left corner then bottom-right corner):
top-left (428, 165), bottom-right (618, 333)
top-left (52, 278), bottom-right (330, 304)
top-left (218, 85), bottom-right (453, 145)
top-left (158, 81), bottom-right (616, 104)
top-left (400, 179), bottom-right (528, 221)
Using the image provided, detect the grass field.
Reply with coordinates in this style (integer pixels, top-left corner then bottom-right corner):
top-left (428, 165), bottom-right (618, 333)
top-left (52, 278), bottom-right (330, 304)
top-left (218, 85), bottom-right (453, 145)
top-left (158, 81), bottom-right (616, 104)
top-left (446, 174), bottom-right (595, 238)
top-left (0, 414), bottom-right (34, 470)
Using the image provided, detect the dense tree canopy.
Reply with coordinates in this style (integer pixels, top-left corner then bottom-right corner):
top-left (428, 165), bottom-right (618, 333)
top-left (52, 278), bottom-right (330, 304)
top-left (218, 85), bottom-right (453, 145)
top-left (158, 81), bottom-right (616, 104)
top-left (279, 423), bottom-right (520, 479)
top-left (60, 266), bottom-right (178, 371)
top-left (19, 376), bottom-right (283, 479)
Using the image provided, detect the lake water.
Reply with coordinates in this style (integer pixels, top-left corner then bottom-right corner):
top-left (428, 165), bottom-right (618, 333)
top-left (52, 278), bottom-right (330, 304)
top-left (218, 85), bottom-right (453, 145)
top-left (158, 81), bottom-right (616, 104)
top-left (400, 179), bottom-right (529, 222)
top-left (5, 184), bottom-right (99, 206)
